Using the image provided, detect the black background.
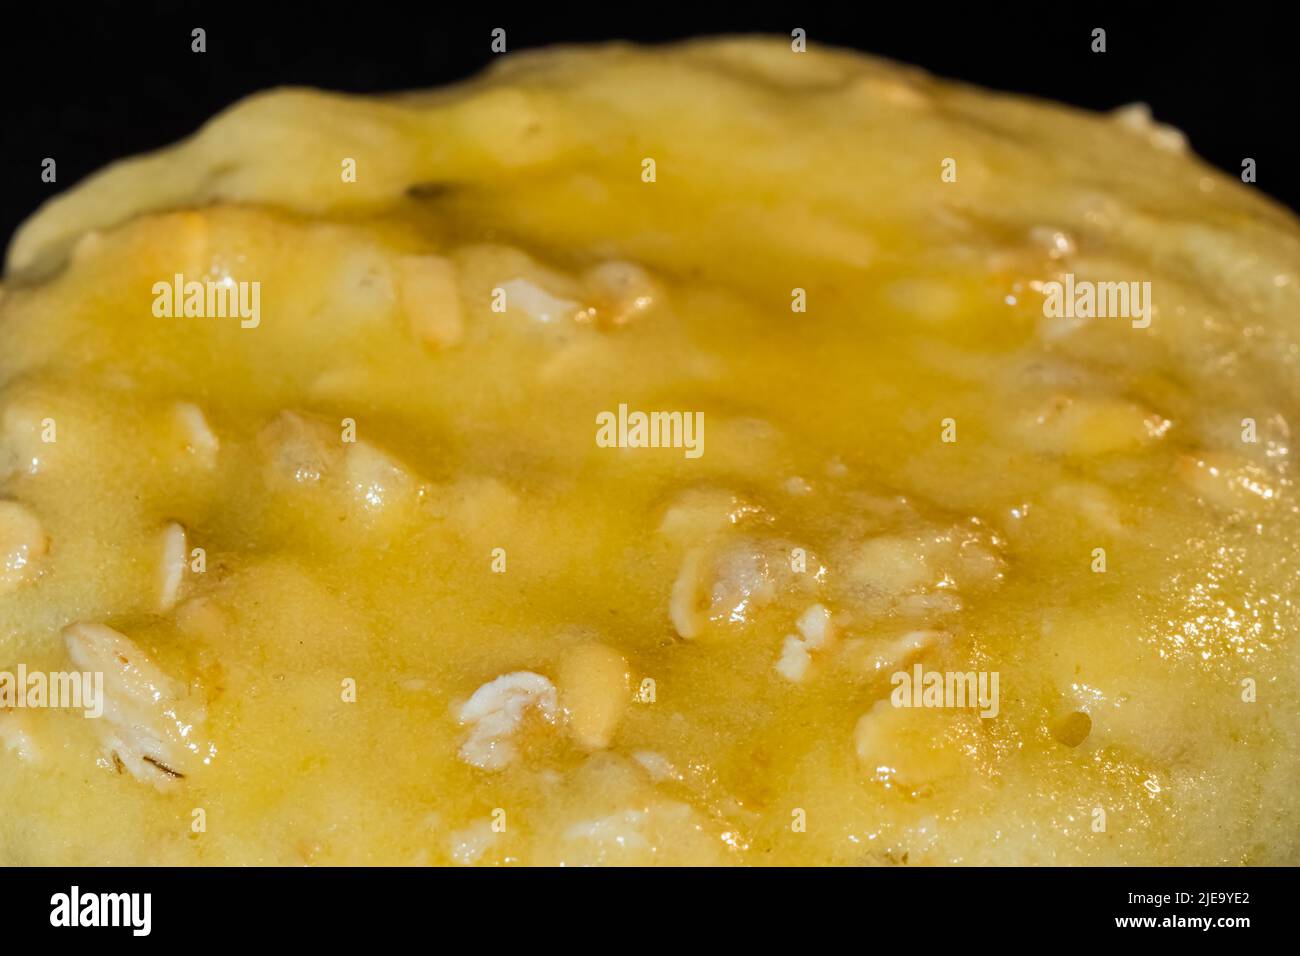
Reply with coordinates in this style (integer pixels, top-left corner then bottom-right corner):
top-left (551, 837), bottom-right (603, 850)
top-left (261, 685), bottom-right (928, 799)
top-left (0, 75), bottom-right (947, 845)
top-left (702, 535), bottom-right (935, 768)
top-left (2, 865), bottom-right (1278, 941)
top-left (0, 3), bottom-right (1297, 254)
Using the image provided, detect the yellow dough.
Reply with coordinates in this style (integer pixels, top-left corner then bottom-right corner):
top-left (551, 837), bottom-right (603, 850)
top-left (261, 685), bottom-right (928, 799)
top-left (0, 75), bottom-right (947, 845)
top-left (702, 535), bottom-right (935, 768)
top-left (1, 38), bottom-right (1298, 865)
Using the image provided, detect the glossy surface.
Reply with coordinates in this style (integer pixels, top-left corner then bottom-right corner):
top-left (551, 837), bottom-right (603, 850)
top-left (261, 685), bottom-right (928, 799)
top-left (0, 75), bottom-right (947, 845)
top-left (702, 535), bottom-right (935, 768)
top-left (1, 39), bottom-right (1298, 865)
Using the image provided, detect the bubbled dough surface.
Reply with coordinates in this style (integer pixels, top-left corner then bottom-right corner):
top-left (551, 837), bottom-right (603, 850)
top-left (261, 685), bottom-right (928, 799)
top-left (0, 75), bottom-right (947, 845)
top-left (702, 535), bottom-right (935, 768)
top-left (1, 38), bottom-right (1298, 865)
